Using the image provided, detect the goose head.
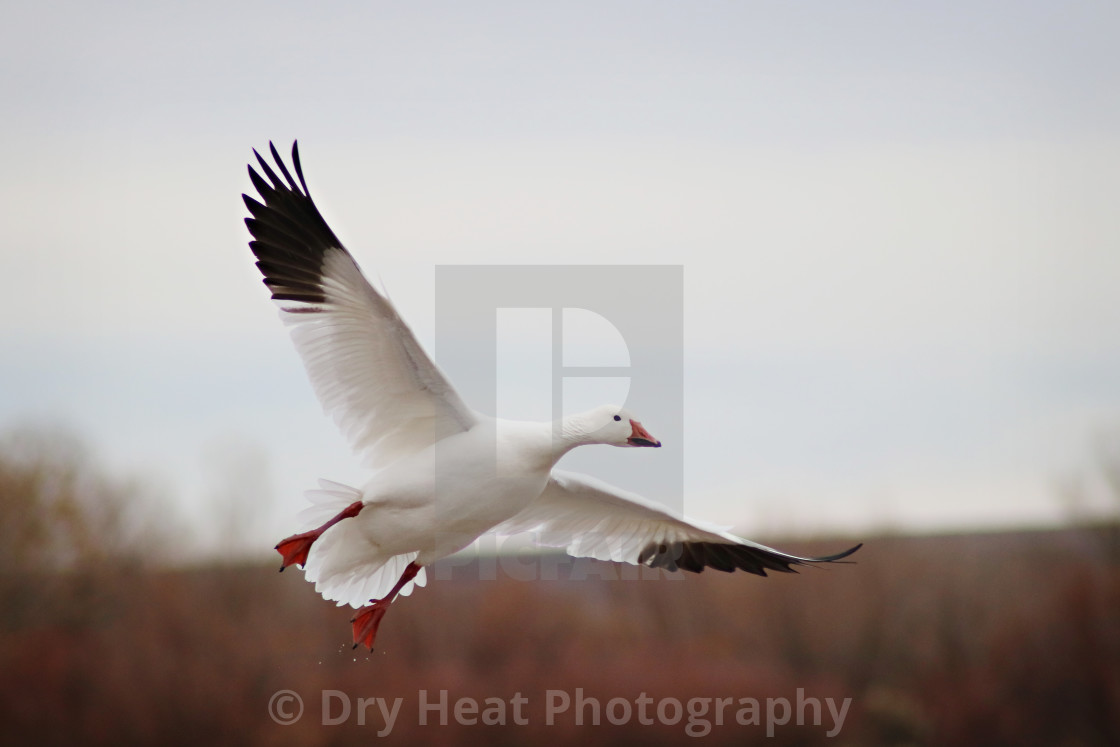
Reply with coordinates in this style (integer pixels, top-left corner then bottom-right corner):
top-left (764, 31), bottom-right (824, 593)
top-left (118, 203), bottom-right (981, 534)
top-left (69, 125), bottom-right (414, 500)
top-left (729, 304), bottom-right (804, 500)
top-left (564, 404), bottom-right (661, 448)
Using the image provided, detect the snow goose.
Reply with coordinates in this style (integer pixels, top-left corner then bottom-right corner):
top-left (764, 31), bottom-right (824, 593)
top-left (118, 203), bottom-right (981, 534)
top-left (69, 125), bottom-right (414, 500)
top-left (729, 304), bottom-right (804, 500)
top-left (243, 142), bottom-right (861, 650)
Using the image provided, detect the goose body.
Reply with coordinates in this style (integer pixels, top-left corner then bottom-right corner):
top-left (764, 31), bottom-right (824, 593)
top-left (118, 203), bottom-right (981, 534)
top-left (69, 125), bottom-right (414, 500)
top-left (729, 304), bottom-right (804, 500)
top-left (242, 141), bottom-right (860, 649)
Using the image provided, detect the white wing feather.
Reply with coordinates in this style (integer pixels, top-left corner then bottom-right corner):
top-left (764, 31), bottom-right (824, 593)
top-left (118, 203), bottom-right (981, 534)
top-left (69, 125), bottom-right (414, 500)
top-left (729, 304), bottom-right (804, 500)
top-left (281, 250), bottom-right (477, 468)
top-left (493, 470), bottom-right (861, 574)
top-left (244, 143), bottom-right (477, 469)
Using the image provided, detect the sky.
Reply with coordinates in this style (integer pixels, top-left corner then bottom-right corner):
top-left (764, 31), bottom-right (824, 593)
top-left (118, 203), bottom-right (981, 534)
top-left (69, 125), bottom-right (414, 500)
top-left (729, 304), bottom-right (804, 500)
top-left (1, 1), bottom-right (1118, 555)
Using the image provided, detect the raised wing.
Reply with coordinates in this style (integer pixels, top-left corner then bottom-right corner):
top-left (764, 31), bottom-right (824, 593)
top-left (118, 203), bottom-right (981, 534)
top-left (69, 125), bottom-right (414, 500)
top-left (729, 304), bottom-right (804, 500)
top-left (243, 141), bottom-right (477, 468)
top-left (494, 470), bottom-right (861, 575)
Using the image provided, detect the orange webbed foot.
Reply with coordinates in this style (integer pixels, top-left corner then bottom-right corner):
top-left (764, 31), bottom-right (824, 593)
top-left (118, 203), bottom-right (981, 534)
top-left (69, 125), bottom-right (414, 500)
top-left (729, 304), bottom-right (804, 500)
top-left (274, 500), bottom-right (364, 571)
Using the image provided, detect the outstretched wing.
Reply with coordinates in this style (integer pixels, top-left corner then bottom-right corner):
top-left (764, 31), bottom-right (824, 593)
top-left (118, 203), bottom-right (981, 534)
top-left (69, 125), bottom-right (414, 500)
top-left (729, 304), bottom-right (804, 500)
top-left (243, 141), bottom-right (477, 469)
top-left (494, 470), bottom-right (861, 575)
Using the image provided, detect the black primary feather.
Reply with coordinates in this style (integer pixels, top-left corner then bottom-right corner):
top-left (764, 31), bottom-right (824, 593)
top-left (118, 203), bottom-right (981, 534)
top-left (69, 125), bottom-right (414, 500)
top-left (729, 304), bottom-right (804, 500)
top-left (638, 540), bottom-right (862, 576)
top-left (242, 141), bottom-right (348, 307)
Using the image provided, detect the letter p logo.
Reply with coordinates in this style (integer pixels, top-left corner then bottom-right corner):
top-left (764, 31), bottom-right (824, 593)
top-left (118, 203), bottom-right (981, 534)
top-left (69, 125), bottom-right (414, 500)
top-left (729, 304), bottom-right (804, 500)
top-left (435, 265), bottom-right (683, 512)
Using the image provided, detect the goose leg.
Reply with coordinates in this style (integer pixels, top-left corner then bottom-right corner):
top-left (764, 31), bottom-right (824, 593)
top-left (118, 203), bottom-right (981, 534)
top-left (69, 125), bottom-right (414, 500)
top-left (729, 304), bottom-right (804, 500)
top-left (274, 500), bottom-right (364, 571)
top-left (351, 561), bottom-right (421, 651)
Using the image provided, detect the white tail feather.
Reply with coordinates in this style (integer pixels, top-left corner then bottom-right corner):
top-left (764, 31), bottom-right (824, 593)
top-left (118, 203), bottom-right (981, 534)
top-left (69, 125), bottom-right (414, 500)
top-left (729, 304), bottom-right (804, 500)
top-left (299, 484), bottom-right (426, 608)
top-left (297, 479), bottom-right (364, 531)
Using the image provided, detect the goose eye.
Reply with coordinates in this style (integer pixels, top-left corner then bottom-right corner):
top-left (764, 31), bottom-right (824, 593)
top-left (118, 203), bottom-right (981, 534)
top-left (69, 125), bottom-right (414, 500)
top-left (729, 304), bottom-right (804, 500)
top-left (613, 415), bottom-right (621, 422)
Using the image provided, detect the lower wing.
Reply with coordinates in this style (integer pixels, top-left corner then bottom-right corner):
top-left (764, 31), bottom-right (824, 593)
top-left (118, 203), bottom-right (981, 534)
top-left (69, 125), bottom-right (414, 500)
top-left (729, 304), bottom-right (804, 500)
top-left (492, 469), bottom-right (861, 575)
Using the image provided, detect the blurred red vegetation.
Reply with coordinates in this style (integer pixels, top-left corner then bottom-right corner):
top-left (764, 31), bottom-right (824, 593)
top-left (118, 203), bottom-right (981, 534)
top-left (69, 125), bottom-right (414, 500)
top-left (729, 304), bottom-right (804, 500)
top-left (1, 429), bottom-right (1118, 745)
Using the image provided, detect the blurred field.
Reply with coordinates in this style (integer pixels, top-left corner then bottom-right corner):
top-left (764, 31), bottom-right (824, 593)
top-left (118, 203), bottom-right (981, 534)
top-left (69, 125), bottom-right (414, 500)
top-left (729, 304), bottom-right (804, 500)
top-left (2, 430), bottom-right (1118, 745)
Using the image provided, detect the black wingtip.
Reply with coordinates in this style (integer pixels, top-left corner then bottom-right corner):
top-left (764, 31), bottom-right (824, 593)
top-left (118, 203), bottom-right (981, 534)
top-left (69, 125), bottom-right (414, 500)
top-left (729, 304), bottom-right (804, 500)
top-left (290, 140), bottom-right (310, 195)
top-left (639, 538), bottom-right (864, 576)
top-left (243, 139), bottom-right (348, 300)
top-left (813, 542), bottom-right (862, 563)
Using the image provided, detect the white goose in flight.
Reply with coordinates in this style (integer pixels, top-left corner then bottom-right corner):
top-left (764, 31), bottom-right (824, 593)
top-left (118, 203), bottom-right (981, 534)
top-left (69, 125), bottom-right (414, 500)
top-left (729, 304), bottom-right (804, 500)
top-left (243, 142), bottom-right (861, 650)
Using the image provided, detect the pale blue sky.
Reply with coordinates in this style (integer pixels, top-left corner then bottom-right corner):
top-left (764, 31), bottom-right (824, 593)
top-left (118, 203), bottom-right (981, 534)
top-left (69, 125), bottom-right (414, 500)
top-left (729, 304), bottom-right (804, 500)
top-left (2, 1), bottom-right (1118, 554)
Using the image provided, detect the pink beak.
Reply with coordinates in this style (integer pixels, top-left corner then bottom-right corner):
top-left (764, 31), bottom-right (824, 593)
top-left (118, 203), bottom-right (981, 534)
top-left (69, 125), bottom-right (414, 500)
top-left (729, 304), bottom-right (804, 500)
top-left (627, 419), bottom-right (661, 447)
